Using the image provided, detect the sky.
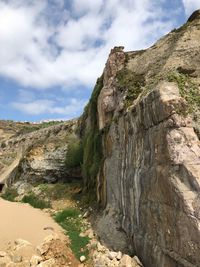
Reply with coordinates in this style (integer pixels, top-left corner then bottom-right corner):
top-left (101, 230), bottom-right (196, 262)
top-left (0, 0), bottom-right (200, 122)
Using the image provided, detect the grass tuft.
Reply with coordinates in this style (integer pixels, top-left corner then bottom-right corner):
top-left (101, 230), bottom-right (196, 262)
top-left (1, 188), bottom-right (18, 202)
top-left (54, 208), bottom-right (90, 260)
top-left (22, 194), bottom-right (51, 209)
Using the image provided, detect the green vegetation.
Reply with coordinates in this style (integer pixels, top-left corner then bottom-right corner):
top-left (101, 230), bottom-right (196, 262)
top-left (22, 194), bottom-right (51, 209)
top-left (167, 71), bottom-right (200, 115)
top-left (116, 68), bottom-right (145, 107)
top-left (82, 76), bottom-right (104, 193)
top-left (38, 182), bottom-right (80, 200)
top-left (20, 121), bottom-right (62, 134)
top-left (65, 137), bottom-right (83, 168)
top-left (1, 188), bottom-right (18, 202)
top-left (54, 208), bottom-right (90, 259)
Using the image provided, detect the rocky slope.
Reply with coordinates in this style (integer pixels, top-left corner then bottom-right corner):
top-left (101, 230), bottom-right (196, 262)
top-left (0, 119), bottom-right (80, 187)
top-left (80, 10), bottom-right (200, 267)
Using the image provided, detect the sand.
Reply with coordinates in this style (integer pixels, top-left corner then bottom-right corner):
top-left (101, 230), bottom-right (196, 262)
top-left (0, 198), bottom-right (65, 251)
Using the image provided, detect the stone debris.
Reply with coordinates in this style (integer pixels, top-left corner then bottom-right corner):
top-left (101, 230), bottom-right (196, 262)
top-left (79, 255), bottom-right (86, 263)
top-left (0, 234), bottom-right (77, 267)
top-left (88, 240), bottom-right (142, 267)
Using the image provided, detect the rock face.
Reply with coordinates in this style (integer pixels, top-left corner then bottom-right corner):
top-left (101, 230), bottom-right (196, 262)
top-left (81, 12), bottom-right (200, 267)
top-left (0, 120), bottom-right (80, 186)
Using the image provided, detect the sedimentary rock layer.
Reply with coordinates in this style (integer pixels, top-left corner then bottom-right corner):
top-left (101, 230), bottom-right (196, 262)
top-left (81, 12), bottom-right (200, 267)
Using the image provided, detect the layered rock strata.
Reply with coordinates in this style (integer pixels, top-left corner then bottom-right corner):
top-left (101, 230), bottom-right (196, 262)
top-left (81, 12), bottom-right (200, 267)
top-left (0, 120), bottom-right (80, 185)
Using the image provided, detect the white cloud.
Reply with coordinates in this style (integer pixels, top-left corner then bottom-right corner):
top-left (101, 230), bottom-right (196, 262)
top-left (12, 98), bottom-right (87, 116)
top-left (182, 0), bottom-right (200, 16)
top-left (0, 0), bottom-right (179, 90)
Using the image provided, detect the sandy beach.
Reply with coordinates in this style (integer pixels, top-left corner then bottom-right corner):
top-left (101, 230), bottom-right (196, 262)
top-left (0, 198), bottom-right (64, 251)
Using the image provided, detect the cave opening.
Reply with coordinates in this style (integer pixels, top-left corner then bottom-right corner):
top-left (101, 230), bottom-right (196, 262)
top-left (0, 183), bottom-right (4, 193)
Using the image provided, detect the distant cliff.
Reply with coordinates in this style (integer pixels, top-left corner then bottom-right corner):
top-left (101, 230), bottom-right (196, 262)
top-left (80, 11), bottom-right (200, 267)
top-left (0, 119), bottom-right (81, 186)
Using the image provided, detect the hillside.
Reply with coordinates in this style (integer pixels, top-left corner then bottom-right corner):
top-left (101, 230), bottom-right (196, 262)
top-left (0, 119), bottom-right (79, 186)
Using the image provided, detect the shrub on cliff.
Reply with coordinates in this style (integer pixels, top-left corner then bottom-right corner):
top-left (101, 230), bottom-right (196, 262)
top-left (65, 138), bottom-right (83, 168)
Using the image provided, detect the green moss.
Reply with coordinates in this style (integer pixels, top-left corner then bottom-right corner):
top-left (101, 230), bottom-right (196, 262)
top-left (167, 71), bottom-right (200, 115)
top-left (82, 76), bottom-right (104, 194)
top-left (116, 69), bottom-right (145, 107)
top-left (54, 208), bottom-right (90, 260)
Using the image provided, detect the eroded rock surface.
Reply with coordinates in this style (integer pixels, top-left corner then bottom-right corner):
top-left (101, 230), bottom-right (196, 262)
top-left (0, 119), bottom-right (80, 186)
top-left (81, 11), bottom-right (200, 267)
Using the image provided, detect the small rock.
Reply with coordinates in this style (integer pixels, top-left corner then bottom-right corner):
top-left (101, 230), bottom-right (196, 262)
top-left (97, 242), bottom-right (105, 252)
top-left (108, 251), bottom-right (118, 260)
top-left (80, 255), bottom-right (86, 262)
top-left (117, 251), bottom-right (122, 260)
top-left (30, 255), bottom-right (43, 266)
top-left (85, 228), bottom-right (94, 239)
top-left (119, 254), bottom-right (133, 267)
top-left (82, 211), bottom-right (89, 218)
top-left (37, 243), bottom-right (49, 256)
top-left (79, 232), bottom-right (85, 237)
top-left (12, 255), bottom-right (22, 263)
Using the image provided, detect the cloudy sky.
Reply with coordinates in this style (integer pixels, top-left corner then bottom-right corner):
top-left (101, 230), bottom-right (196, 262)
top-left (0, 0), bottom-right (199, 122)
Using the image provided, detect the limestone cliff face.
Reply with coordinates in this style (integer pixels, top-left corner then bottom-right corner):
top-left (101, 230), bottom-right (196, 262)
top-left (81, 12), bottom-right (200, 267)
top-left (0, 120), bottom-right (80, 185)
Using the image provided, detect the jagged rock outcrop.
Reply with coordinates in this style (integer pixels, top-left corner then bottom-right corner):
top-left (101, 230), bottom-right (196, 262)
top-left (0, 120), bottom-right (80, 186)
top-left (81, 11), bottom-right (200, 267)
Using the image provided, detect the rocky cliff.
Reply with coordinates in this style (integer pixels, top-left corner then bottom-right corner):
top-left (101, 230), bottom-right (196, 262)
top-left (0, 119), bottom-right (80, 186)
top-left (1, 9), bottom-right (200, 267)
top-left (80, 11), bottom-right (200, 267)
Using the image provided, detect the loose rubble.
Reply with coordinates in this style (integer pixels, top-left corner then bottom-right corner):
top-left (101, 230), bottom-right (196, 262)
top-left (0, 234), bottom-right (78, 267)
top-left (90, 241), bottom-right (143, 267)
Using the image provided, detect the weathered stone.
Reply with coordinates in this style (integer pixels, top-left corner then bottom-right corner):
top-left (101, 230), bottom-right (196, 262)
top-left (30, 255), bottom-right (43, 266)
top-left (108, 251), bottom-right (118, 260)
top-left (79, 255), bottom-right (86, 262)
top-left (11, 255), bottom-right (22, 263)
top-left (97, 242), bottom-right (106, 252)
top-left (119, 255), bottom-right (133, 267)
top-left (116, 251), bottom-right (122, 260)
top-left (81, 12), bottom-right (200, 267)
top-left (0, 120), bottom-right (80, 185)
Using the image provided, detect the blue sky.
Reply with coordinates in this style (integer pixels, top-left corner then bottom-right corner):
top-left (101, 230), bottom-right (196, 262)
top-left (0, 0), bottom-right (199, 122)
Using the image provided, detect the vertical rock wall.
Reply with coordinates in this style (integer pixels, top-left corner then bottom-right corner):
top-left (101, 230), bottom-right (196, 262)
top-left (81, 13), bottom-right (200, 266)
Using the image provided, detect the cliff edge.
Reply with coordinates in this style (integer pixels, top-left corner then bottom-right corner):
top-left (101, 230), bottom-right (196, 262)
top-left (80, 10), bottom-right (200, 267)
